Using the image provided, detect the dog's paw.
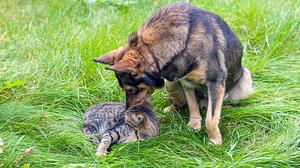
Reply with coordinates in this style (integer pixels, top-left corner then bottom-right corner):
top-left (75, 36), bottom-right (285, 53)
top-left (95, 150), bottom-right (107, 157)
top-left (187, 117), bottom-right (202, 131)
top-left (208, 136), bottom-right (223, 145)
top-left (163, 105), bottom-right (175, 113)
top-left (207, 130), bottom-right (223, 145)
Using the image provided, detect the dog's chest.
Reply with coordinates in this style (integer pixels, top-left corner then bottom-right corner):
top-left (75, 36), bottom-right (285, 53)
top-left (179, 79), bottom-right (198, 89)
top-left (179, 65), bottom-right (207, 89)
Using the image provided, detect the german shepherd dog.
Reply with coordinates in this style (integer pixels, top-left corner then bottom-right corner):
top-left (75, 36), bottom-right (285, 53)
top-left (93, 2), bottom-right (253, 144)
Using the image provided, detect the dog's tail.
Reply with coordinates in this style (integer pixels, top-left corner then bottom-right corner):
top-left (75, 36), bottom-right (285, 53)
top-left (225, 67), bottom-right (253, 101)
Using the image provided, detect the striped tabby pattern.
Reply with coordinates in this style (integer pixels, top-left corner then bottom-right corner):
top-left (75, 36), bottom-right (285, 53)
top-left (83, 102), bottom-right (159, 156)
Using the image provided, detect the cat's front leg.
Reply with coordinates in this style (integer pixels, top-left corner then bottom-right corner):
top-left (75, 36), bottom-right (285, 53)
top-left (95, 134), bottom-right (112, 157)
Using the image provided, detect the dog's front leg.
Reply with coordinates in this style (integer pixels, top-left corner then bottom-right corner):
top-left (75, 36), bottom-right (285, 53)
top-left (205, 81), bottom-right (225, 145)
top-left (164, 81), bottom-right (186, 113)
top-left (183, 88), bottom-right (202, 131)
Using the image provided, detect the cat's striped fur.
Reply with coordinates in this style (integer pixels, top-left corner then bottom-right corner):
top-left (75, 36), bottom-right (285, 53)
top-left (83, 102), bottom-right (159, 156)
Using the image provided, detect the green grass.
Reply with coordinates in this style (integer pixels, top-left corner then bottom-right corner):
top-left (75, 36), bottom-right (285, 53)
top-left (0, 0), bottom-right (299, 167)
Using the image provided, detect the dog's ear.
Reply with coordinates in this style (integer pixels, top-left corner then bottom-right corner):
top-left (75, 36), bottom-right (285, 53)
top-left (93, 45), bottom-right (127, 65)
top-left (93, 54), bottom-right (114, 65)
top-left (128, 32), bottom-right (139, 46)
top-left (106, 60), bottom-right (138, 75)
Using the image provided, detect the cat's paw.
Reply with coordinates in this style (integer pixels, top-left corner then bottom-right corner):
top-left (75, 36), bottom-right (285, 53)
top-left (187, 117), bottom-right (202, 132)
top-left (95, 150), bottom-right (107, 157)
top-left (163, 105), bottom-right (175, 113)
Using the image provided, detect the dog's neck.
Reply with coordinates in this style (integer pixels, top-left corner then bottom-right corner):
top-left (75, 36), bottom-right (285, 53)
top-left (137, 38), bottom-right (161, 75)
top-left (144, 44), bottom-right (161, 75)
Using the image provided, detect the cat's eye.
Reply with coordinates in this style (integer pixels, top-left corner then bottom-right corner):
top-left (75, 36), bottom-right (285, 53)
top-left (137, 115), bottom-right (143, 122)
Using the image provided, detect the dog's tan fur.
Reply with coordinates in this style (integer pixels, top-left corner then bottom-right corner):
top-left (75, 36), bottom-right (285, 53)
top-left (94, 3), bottom-right (253, 144)
top-left (184, 63), bottom-right (207, 85)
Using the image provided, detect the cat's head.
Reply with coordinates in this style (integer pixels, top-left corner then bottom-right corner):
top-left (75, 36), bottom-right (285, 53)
top-left (124, 103), bottom-right (159, 138)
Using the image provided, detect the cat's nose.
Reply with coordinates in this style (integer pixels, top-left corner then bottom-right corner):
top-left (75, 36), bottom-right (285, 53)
top-left (124, 115), bottom-right (129, 122)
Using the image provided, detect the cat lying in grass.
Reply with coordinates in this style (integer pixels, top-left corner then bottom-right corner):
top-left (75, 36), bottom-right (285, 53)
top-left (83, 102), bottom-right (159, 156)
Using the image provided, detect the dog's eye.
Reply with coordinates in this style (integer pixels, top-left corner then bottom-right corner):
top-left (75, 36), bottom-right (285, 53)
top-left (125, 87), bottom-right (137, 94)
top-left (138, 87), bottom-right (145, 92)
top-left (124, 85), bottom-right (138, 94)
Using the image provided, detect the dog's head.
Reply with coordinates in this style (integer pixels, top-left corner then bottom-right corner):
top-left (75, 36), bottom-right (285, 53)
top-left (94, 33), bottom-right (164, 108)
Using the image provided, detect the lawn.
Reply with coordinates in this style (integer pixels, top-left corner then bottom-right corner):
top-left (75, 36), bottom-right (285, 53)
top-left (0, 0), bottom-right (299, 167)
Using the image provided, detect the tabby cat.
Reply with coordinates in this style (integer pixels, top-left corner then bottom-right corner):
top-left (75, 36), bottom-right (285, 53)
top-left (83, 102), bottom-right (159, 156)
